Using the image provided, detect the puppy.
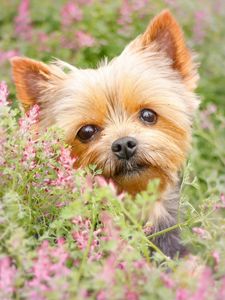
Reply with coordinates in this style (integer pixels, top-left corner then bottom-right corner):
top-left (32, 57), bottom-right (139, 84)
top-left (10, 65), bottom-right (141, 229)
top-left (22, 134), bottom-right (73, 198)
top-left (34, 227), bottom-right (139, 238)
top-left (11, 10), bottom-right (199, 257)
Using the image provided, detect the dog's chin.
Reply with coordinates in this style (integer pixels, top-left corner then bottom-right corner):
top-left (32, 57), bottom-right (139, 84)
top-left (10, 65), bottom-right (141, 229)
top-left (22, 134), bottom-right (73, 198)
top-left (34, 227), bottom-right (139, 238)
top-left (108, 162), bottom-right (151, 195)
top-left (114, 163), bottom-right (148, 178)
top-left (104, 161), bottom-right (167, 195)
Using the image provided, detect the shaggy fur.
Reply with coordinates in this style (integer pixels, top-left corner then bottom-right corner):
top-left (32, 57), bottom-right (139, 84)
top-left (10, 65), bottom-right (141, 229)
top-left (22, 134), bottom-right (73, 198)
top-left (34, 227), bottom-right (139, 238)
top-left (11, 10), bottom-right (199, 257)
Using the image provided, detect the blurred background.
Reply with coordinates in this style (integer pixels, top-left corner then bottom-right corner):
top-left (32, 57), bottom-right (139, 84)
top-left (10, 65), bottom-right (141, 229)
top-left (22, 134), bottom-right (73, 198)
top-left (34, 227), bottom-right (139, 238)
top-left (0, 0), bottom-right (225, 111)
top-left (0, 0), bottom-right (224, 199)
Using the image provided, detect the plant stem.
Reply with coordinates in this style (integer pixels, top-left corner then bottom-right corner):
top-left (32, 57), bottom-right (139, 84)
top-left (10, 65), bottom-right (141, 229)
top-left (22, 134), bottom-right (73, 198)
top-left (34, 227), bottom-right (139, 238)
top-left (120, 204), bottom-right (170, 261)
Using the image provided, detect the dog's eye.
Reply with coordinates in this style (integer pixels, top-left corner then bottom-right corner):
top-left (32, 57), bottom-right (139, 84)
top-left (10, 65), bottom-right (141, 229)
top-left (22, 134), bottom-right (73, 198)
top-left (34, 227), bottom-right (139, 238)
top-left (140, 109), bottom-right (157, 124)
top-left (77, 125), bottom-right (99, 142)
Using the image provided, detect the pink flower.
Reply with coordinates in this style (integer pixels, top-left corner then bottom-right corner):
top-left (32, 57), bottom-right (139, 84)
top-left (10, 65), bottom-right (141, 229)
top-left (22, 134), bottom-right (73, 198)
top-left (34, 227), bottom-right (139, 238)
top-left (19, 104), bottom-right (40, 134)
top-left (212, 250), bottom-right (220, 266)
top-left (0, 50), bottom-right (19, 65)
top-left (97, 290), bottom-right (108, 300)
top-left (14, 0), bottom-right (32, 40)
top-left (100, 254), bottom-right (117, 285)
top-left (0, 130), bottom-right (6, 166)
top-left (86, 174), bottom-right (93, 190)
top-left (0, 81), bottom-right (9, 106)
top-left (199, 104), bottom-right (217, 130)
top-left (192, 227), bottom-right (211, 239)
top-left (214, 193), bottom-right (225, 209)
top-left (0, 256), bottom-right (16, 298)
top-left (51, 147), bottom-right (76, 189)
top-left (132, 0), bottom-right (148, 10)
top-left (176, 288), bottom-right (189, 300)
top-left (22, 138), bottom-right (36, 170)
top-left (95, 176), bottom-right (119, 196)
top-left (118, 0), bottom-right (148, 26)
top-left (76, 30), bottom-right (95, 48)
top-left (101, 211), bottom-right (120, 241)
top-left (27, 240), bottom-right (71, 299)
top-left (133, 259), bottom-right (147, 269)
top-left (95, 175), bottom-right (108, 188)
top-left (72, 216), bottom-right (102, 261)
top-left (118, 0), bottom-right (133, 25)
top-left (58, 147), bottom-right (76, 170)
top-left (124, 289), bottom-right (139, 300)
top-left (41, 140), bottom-right (55, 158)
top-left (217, 277), bottom-right (225, 300)
top-left (193, 10), bottom-right (208, 44)
top-left (190, 267), bottom-right (213, 300)
top-left (161, 272), bottom-right (175, 289)
top-left (61, 1), bottom-right (83, 26)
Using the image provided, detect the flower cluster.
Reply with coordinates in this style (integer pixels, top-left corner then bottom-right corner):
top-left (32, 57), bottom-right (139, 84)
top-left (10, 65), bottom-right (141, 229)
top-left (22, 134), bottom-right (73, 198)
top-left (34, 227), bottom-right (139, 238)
top-left (0, 257), bottom-right (16, 300)
top-left (0, 50), bottom-right (19, 65)
top-left (72, 216), bottom-right (102, 261)
top-left (18, 104), bottom-right (40, 133)
top-left (0, 81), bottom-right (8, 107)
top-left (14, 0), bottom-right (32, 40)
top-left (51, 147), bottom-right (76, 190)
top-left (24, 240), bottom-right (71, 300)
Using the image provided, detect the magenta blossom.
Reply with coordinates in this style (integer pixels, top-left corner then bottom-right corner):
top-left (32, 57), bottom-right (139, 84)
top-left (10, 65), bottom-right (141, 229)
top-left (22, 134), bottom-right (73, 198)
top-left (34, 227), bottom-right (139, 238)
top-left (161, 272), bottom-right (175, 288)
top-left (190, 267), bottom-right (214, 300)
top-left (124, 289), bottom-right (139, 300)
top-left (61, 1), bottom-right (83, 26)
top-left (176, 288), bottom-right (189, 300)
top-left (19, 104), bottom-right (40, 134)
top-left (76, 30), bottom-right (95, 48)
top-left (0, 81), bottom-right (9, 106)
top-left (193, 10), bottom-right (208, 44)
top-left (212, 250), bottom-right (220, 266)
top-left (0, 50), bottom-right (19, 65)
top-left (118, 0), bottom-right (133, 25)
top-left (22, 139), bottom-right (36, 170)
top-left (192, 227), bottom-right (211, 239)
top-left (14, 0), bottom-right (32, 40)
top-left (199, 104), bottom-right (217, 130)
top-left (118, 0), bottom-right (148, 26)
top-left (26, 240), bottom-right (71, 299)
top-left (217, 277), bottom-right (225, 300)
top-left (72, 216), bottom-right (102, 261)
top-left (0, 256), bottom-right (16, 299)
top-left (50, 147), bottom-right (76, 189)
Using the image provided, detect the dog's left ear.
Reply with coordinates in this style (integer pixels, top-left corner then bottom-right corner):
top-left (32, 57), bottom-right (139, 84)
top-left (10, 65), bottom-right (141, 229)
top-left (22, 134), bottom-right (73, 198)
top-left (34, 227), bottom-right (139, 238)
top-left (125, 10), bottom-right (199, 91)
top-left (11, 57), bottom-right (67, 112)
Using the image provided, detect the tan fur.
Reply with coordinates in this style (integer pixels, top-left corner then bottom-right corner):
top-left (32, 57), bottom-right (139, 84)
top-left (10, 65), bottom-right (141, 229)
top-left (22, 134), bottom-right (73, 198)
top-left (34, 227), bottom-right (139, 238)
top-left (11, 10), bottom-right (199, 247)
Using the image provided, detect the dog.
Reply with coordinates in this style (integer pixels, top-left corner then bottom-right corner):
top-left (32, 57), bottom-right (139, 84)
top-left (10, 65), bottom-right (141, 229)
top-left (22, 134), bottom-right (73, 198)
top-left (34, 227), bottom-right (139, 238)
top-left (11, 10), bottom-right (199, 257)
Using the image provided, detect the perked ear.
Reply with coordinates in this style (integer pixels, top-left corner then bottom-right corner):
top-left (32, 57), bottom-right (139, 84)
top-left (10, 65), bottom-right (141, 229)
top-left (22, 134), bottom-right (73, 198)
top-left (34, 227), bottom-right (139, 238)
top-left (128, 10), bottom-right (198, 90)
top-left (11, 57), bottom-right (51, 110)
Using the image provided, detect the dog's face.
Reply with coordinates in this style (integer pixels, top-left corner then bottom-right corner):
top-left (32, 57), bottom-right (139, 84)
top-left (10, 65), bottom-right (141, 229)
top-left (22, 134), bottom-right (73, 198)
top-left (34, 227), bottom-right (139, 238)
top-left (11, 10), bottom-right (199, 194)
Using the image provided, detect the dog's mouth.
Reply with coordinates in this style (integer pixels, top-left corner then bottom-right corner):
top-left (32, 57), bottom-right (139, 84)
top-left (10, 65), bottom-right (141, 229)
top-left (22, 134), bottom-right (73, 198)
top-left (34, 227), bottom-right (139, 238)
top-left (113, 161), bottom-right (148, 178)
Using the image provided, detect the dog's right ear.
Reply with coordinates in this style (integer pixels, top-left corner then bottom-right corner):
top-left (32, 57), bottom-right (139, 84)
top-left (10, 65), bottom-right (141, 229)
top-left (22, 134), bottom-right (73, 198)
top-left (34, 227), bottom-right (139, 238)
top-left (11, 57), bottom-right (52, 110)
top-left (122, 10), bottom-right (199, 91)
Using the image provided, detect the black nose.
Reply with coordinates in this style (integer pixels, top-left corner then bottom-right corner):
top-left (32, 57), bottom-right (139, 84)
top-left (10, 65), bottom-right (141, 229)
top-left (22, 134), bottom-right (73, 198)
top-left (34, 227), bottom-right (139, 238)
top-left (111, 136), bottom-right (137, 160)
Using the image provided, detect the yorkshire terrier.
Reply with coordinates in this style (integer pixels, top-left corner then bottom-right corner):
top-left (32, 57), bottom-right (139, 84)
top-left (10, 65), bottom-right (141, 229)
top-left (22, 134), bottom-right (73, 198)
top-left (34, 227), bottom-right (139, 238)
top-left (11, 10), bottom-right (199, 257)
